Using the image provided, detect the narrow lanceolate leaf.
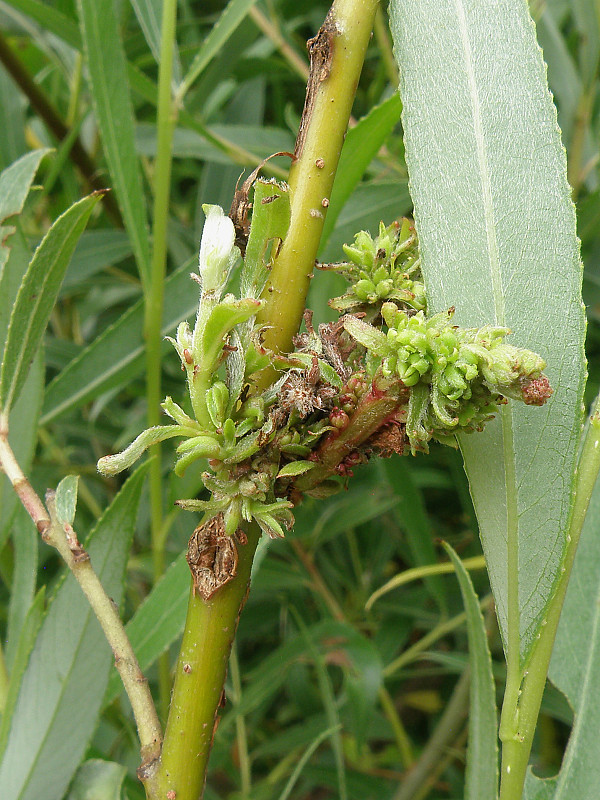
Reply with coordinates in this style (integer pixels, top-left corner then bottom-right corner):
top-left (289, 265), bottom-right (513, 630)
top-left (523, 469), bottom-right (600, 799)
top-left (78, 0), bottom-right (150, 288)
top-left (444, 543), bottom-right (498, 800)
top-left (6, 507), bottom-right (39, 670)
top-left (0, 588), bottom-right (45, 761)
top-left (0, 192), bottom-right (102, 413)
top-left (0, 149), bottom-right (50, 274)
top-left (390, 0), bottom-right (586, 662)
top-left (0, 466), bottom-right (147, 800)
top-left (40, 258), bottom-right (198, 425)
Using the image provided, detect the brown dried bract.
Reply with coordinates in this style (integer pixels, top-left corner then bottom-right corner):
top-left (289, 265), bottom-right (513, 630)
top-left (187, 514), bottom-right (241, 600)
top-left (294, 10), bottom-right (337, 159)
top-left (366, 421), bottom-right (407, 458)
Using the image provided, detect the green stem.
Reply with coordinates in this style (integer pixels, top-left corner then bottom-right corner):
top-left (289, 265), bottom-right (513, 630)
top-left (0, 641), bottom-right (9, 713)
top-left (255, 0), bottom-right (380, 388)
top-left (295, 377), bottom-right (407, 491)
top-left (498, 398), bottom-right (600, 799)
top-left (152, 2), bottom-right (379, 795)
top-left (144, 0), bottom-right (178, 719)
top-left (147, 526), bottom-right (260, 800)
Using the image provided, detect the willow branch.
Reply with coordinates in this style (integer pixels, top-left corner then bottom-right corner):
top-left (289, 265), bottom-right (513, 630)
top-left (0, 423), bottom-right (162, 772)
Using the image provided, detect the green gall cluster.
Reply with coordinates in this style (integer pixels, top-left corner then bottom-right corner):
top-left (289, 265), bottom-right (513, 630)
top-left (99, 199), bottom-right (553, 590)
top-left (323, 219), bottom-right (426, 314)
top-left (345, 302), bottom-right (551, 453)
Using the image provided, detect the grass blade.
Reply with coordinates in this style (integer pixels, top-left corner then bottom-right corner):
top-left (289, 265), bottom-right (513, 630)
top-left (78, 0), bottom-right (151, 288)
top-left (277, 725), bottom-right (341, 800)
top-left (177, 0), bottom-right (259, 100)
top-left (0, 191), bottom-right (102, 414)
top-left (444, 543), bottom-right (498, 800)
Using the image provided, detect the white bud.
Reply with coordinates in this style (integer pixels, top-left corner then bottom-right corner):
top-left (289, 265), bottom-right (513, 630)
top-left (199, 204), bottom-right (239, 294)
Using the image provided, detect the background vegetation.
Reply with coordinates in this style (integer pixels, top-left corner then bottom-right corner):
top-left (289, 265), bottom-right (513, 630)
top-left (0, 1), bottom-right (598, 798)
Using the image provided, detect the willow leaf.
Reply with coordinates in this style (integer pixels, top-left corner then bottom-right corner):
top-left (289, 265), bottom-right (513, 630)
top-left (389, 0), bottom-right (586, 662)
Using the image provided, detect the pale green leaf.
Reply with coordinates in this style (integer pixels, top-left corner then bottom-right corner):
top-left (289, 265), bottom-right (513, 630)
top-left (6, 507), bottom-right (39, 669)
top-left (0, 466), bottom-right (147, 800)
top-left (523, 774), bottom-right (557, 800)
top-left (277, 461), bottom-right (315, 479)
top-left (444, 543), bottom-right (498, 800)
top-left (0, 149), bottom-right (49, 274)
top-left (130, 0), bottom-right (163, 65)
top-left (390, 0), bottom-right (586, 662)
top-left (54, 475), bottom-right (79, 526)
top-left (78, 0), bottom-right (150, 287)
top-left (0, 588), bottom-right (45, 762)
top-left (67, 759), bottom-right (126, 800)
top-left (0, 192), bottom-right (102, 413)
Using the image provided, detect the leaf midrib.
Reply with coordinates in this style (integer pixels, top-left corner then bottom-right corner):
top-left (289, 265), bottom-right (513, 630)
top-left (453, 0), bottom-right (520, 661)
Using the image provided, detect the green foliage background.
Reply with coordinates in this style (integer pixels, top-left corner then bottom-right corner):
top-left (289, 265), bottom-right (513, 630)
top-left (0, 1), bottom-right (598, 798)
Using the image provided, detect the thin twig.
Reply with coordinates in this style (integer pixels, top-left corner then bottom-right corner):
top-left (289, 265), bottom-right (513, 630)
top-left (0, 425), bottom-right (162, 773)
top-left (249, 7), bottom-right (309, 80)
top-left (291, 539), bottom-right (345, 622)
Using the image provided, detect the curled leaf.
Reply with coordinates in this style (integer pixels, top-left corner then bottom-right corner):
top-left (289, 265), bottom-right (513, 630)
top-left (97, 425), bottom-right (192, 475)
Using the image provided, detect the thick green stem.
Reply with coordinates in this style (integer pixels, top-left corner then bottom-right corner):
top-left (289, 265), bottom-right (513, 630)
top-left (146, 525), bottom-right (260, 800)
top-left (144, 0), bottom-right (178, 719)
top-left (255, 0), bottom-right (380, 388)
top-left (151, 2), bottom-right (379, 796)
top-left (498, 399), bottom-right (600, 799)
